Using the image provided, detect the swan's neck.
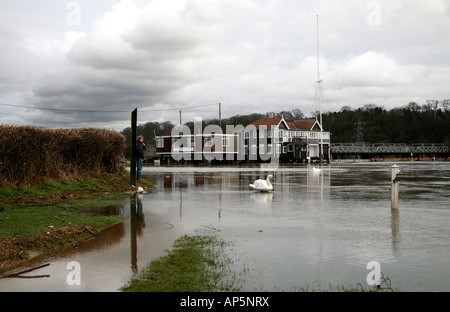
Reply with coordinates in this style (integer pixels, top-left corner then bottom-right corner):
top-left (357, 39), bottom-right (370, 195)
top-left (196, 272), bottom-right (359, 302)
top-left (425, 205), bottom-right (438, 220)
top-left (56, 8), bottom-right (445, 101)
top-left (266, 177), bottom-right (272, 187)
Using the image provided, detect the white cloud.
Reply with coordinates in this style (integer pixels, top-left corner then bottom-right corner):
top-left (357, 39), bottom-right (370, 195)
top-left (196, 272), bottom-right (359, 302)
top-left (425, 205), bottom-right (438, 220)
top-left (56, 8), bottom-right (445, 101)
top-left (344, 52), bottom-right (414, 87)
top-left (51, 31), bottom-right (87, 56)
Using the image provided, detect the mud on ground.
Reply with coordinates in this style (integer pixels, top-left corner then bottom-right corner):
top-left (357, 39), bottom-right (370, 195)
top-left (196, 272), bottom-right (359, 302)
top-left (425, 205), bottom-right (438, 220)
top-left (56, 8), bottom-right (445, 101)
top-left (0, 225), bottom-right (95, 275)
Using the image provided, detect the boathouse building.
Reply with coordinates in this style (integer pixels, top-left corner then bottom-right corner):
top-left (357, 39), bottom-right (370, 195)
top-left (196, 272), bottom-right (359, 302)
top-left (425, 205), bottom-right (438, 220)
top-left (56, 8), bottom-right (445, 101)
top-left (155, 116), bottom-right (330, 163)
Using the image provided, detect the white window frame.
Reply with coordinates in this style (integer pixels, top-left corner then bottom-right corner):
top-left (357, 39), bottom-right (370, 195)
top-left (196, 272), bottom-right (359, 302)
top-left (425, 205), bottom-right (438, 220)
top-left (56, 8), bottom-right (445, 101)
top-left (276, 144), bottom-right (281, 155)
top-left (222, 136), bottom-right (230, 146)
top-left (259, 144), bottom-right (265, 155)
top-left (204, 136), bottom-right (213, 147)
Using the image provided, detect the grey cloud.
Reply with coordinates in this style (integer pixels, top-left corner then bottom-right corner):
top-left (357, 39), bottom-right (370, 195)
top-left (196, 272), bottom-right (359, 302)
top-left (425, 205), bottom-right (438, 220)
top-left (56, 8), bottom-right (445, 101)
top-left (1, 0), bottom-right (449, 130)
top-left (40, 2), bottom-right (215, 112)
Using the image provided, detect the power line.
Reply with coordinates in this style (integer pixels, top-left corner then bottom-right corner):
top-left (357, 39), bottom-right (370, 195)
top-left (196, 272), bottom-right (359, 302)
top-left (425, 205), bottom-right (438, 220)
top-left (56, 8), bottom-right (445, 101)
top-left (140, 103), bottom-right (219, 112)
top-left (0, 102), bottom-right (220, 113)
top-left (0, 102), bottom-right (128, 113)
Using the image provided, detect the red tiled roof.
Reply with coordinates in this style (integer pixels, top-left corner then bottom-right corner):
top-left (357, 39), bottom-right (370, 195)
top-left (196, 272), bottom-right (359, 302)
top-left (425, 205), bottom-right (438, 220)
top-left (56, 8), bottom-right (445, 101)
top-left (290, 119), bottom-right (317, 130)
top-left (247, 117), bottom-right (320, 131)
top-left (247, 116), bottom-right (284, 129)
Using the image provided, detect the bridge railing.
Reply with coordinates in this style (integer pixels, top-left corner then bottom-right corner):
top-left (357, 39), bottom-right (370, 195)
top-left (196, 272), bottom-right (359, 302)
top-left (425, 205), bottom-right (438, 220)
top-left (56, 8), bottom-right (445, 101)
top-left (331, 143), bottom-right (450, 154)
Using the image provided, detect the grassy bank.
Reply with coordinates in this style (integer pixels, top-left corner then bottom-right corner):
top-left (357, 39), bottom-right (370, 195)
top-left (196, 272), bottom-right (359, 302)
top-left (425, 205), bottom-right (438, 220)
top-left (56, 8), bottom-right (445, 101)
top-left (0, 172), bottom-right (142, 273)
top-left (121, 235), bottom-right (244, 292)
top-left (0, 172), bottom-right (131, 206)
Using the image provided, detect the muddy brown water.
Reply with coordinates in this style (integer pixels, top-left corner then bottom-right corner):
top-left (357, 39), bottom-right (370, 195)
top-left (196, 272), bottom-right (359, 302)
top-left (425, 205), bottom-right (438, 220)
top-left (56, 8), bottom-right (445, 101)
top-left (0, 162), bottom-right (449, 292)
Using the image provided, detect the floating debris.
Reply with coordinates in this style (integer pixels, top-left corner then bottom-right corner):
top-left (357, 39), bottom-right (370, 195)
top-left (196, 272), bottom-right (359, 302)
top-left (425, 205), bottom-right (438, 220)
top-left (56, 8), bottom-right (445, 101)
top-left (201, 224), bottom-right (222, 232)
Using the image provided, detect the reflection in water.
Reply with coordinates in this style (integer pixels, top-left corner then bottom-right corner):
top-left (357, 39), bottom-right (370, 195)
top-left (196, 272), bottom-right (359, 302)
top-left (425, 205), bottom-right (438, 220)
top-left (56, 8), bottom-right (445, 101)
top-left (391, 209), bottom-right (400, 257)
top-left (249, 192), bottom-right (273, 204)
top-left (129, 194), bottom-right (146, 274)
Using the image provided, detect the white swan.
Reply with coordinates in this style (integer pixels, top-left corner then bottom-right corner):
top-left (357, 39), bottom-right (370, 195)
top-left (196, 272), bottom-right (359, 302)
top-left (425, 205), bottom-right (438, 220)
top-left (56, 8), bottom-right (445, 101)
top-left (250, 174), bottom-right (274, 192)
top-left (311, 166), bottom-right (322, 173)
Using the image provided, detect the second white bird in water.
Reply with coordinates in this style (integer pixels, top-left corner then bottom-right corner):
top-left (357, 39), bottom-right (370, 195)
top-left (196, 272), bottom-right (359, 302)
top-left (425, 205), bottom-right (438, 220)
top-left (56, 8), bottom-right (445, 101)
top-left (250, 174), bottom-right (274, 192)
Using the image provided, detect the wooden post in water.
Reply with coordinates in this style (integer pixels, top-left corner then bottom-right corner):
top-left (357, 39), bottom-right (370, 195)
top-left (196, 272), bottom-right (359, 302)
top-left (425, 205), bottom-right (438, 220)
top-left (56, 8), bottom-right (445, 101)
top-left (130, 108), bottom-right (137, 185)
top-left (391, 164), bottom-right (400, 209)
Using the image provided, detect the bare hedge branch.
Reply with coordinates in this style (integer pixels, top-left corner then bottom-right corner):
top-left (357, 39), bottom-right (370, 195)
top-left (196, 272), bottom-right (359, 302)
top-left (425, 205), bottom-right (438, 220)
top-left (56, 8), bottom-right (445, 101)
top-left (0, 125), bottom-right (126, 187)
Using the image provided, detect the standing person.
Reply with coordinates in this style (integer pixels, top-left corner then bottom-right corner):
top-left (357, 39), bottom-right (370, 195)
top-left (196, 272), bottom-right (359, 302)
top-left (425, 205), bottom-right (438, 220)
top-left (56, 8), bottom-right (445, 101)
top-left (136, 135), bottom-right (145, 182)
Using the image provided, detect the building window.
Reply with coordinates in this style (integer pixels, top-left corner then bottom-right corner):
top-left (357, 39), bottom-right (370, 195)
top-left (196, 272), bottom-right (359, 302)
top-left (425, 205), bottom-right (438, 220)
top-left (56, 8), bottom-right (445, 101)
top-left (288, 144), bottom-right (293, 152)
top-left (157, 138), bottom-right (164, 148)
top-left (204, 137), bottom-right (213, 146)
top-left (251, 145), bottom-right (257, 154)
top-left (259, 144), bottom-right (265, 155)
top-left (223, 136), bottom-right (230, 146)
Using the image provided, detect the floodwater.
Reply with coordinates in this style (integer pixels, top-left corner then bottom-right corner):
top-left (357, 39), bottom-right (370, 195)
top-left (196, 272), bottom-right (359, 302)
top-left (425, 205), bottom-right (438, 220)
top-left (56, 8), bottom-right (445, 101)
top-left (1, 162), bottom-right (449, 292)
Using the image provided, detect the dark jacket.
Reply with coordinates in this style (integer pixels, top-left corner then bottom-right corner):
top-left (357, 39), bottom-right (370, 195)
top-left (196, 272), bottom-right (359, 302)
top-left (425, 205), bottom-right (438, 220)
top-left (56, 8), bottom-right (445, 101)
top-left (136, 141), bottom-right (145, 159)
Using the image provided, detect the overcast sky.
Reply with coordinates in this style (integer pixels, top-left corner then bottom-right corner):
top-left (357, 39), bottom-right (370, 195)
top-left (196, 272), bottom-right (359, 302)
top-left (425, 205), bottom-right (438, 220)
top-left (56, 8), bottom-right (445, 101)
top-left (1, 0), bottom-right (449, 130)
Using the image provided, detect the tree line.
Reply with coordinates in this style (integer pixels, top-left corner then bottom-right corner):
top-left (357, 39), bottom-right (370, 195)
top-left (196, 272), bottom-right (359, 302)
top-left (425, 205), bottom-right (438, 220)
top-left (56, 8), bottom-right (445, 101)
top-left (323, 100), bottom-right (450, 145)
top-left (120, 100), bottom-right (450, 156)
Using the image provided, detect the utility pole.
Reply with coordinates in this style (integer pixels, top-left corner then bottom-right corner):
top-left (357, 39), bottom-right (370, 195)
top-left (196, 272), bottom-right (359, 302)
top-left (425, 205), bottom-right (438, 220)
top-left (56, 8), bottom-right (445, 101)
top-left (219, 102), bottom-right (222, 128)
top-left (130, 108), bottom-right (137, 185)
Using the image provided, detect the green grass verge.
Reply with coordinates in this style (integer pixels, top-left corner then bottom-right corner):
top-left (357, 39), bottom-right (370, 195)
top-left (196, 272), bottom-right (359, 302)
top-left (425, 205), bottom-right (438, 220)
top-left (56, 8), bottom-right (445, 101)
top-left (0, 173), bottom-right (130, 204)
top-left (0, 173), bottom-right (135, 272)
top-left (0, 199), bottom-right (127, 239)
top-left (0, 173), bottom-right (132, 238)
top-left (121, 235), bottom-right (244, 292)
